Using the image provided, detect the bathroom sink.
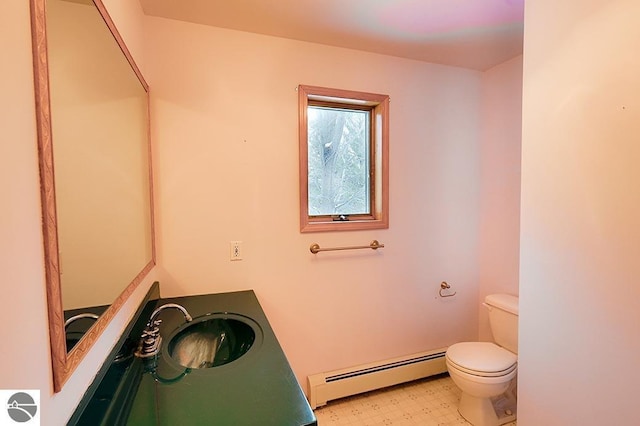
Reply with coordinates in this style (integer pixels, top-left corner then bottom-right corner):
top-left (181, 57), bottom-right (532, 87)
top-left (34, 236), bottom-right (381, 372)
top-left (167, 313), bottom-right (260, 369)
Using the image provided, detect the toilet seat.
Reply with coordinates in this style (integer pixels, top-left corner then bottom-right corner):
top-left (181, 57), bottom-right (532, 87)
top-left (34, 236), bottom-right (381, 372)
top-left (446, 342), bottom-right (517, 378)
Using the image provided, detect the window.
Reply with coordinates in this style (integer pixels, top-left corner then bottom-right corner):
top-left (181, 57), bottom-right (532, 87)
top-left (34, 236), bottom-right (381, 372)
top-left (298, 85), bottom-right (389, 232)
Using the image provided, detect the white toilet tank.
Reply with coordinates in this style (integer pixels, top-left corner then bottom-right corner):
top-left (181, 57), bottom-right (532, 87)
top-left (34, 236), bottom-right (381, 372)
top-left (485, 294), bottom-right (519, 354)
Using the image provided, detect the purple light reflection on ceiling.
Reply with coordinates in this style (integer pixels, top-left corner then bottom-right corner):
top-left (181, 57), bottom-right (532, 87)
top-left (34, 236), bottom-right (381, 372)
top-left (357, 0), bottom-right (525, 41)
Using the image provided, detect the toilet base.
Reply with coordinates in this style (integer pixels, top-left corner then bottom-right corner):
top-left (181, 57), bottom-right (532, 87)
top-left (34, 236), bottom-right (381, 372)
top-left (458, 390), bottom-right (517, 426)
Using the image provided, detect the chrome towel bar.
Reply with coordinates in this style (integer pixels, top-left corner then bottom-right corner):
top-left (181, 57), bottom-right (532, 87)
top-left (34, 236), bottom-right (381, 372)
top-left (310, 240), bottom-right (385, 254)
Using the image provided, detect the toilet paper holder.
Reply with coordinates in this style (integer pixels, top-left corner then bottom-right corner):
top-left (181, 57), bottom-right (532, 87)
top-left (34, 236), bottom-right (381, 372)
top-left (439, 281), bottom-right (457, 298)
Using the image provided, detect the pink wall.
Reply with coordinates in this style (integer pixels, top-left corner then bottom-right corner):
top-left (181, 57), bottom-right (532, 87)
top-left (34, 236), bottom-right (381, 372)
top-left (478, 56), bottom-right (522, 341)
top-left (520, 0), bottom-right (640, 424)
top-left (0, 0), bottom-right (51, 410)
top-left (144, 16), bottom-right (485, 392)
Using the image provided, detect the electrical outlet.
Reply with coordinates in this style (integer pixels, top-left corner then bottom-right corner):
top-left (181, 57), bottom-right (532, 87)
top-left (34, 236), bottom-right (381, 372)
top-left (230, 241), bottom-right (243, 261)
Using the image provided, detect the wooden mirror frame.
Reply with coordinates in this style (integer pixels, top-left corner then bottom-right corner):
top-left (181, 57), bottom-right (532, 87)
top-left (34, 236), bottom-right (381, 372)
top-left (29, 0), bottom-right (155, 392)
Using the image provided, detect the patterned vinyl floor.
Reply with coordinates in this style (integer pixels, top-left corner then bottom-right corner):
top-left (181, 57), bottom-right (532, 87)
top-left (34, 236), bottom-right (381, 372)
top-left (313, 374), bottom-right (517, 426)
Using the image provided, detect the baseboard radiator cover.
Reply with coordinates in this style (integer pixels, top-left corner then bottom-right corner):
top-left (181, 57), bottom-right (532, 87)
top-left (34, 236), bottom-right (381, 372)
top-left (308, 347), bottom-right (448, 409)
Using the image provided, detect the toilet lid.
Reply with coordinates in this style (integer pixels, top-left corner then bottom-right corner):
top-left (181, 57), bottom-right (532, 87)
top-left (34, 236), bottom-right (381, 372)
top-left (446, 342), bottom-right (517, 377)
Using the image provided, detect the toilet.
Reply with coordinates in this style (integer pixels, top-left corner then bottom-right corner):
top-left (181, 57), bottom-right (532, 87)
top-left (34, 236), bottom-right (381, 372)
top-left (446, 294), bottom-right (519, 426)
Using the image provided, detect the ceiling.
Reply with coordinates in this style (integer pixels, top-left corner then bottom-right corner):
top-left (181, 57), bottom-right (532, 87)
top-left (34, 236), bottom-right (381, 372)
top-left (139, 0), bottom-right (524, 71)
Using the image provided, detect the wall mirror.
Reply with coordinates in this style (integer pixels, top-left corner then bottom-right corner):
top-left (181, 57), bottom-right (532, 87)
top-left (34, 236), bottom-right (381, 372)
top-left (30, 0), bottom-right (155, 391)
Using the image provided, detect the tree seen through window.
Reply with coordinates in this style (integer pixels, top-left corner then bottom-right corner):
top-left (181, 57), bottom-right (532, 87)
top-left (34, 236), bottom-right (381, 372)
top-left (307, 106), bottom-right (370, 217)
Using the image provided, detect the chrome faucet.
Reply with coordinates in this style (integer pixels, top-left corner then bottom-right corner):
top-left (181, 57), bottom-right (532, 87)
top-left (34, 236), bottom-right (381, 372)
top-left (148, 303), bottom-right (193, 325)
top-left (135, 303), bottom-right (192, 358)
top-left (64, 313), bottom-right (99, 328)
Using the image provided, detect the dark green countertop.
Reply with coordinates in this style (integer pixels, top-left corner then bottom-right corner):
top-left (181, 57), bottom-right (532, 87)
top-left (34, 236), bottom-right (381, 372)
top-left (126, 290), bottom-right (317, 426)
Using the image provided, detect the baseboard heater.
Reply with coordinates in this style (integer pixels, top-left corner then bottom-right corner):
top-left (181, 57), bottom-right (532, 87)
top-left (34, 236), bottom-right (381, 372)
top-left (307, 347), bottom-right (448, 409)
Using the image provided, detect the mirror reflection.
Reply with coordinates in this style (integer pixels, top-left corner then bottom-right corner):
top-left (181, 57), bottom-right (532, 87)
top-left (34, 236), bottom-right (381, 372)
top-left (31, 0), bottom-right (154, 391)
top-left (46, 0), bottom-right (152, 348)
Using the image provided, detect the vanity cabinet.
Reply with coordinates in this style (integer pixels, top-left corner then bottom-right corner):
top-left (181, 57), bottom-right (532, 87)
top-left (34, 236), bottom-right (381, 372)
top-left (70, 285), bottom-right (316, 426)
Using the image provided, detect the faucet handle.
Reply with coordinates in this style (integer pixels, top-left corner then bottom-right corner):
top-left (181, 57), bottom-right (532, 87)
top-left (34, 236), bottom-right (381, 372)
top-left (136, 303), bottom-right (191, 359)
top-left (138, 335), bottom-right (162, 357)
